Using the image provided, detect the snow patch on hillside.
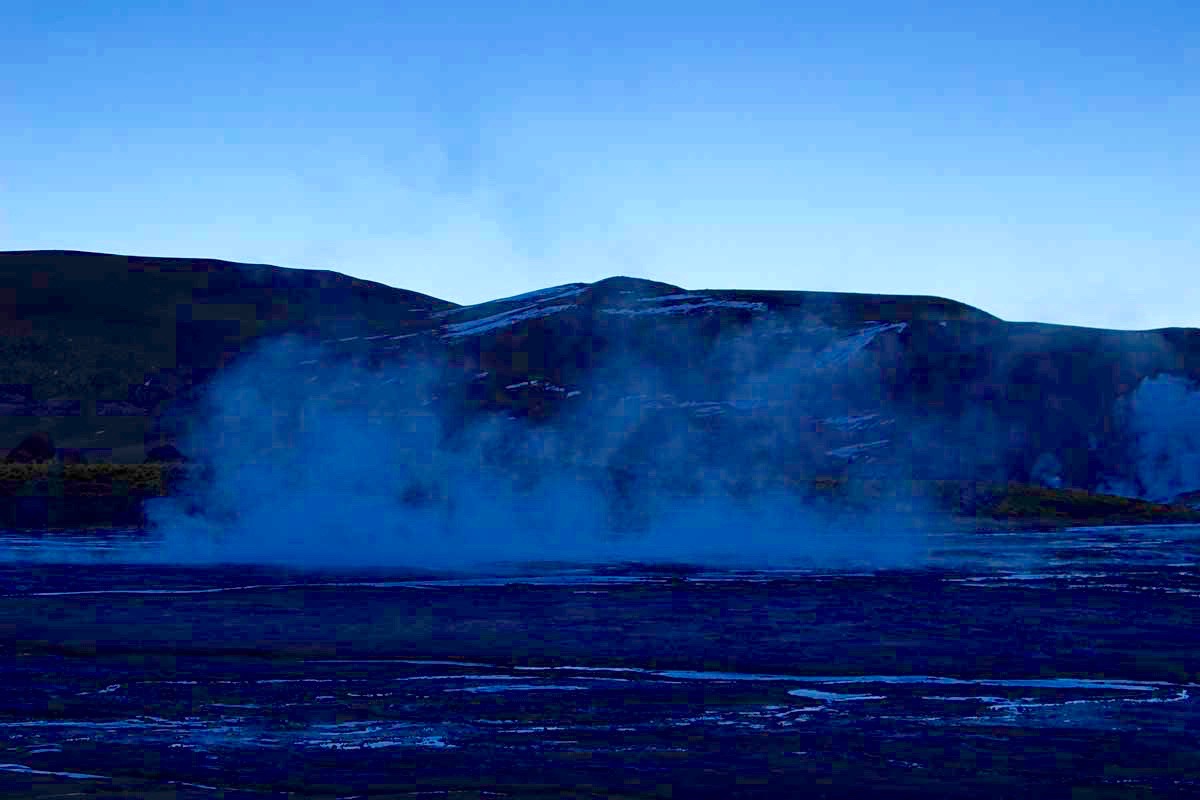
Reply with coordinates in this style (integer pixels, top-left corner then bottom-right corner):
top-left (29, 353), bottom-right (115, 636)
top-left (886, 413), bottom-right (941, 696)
top-left (442, 304), bottom-right (574, 338)
top-left (636, 396), bottom-right (768, 417)
top-left (505, 379), bottom-right (572, 395)
top-left (824, 414), bottom-right (884, 432)
top-left (816, 323), bottom-right (907, 368)
top-left (602, 299), bottom-right (767, 316)
top-left (635, 293), bottom-right (704, 302)
top-left (433, 285), bottom-right (587, 323)
top-left (827, 440), bottom-right (890, 460)
top-left (491, 284), bottom-right (589, 305)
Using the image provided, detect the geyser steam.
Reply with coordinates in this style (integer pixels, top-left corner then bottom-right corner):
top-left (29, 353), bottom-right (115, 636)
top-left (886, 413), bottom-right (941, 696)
top-left (144, 333), bottom-right (931, 570)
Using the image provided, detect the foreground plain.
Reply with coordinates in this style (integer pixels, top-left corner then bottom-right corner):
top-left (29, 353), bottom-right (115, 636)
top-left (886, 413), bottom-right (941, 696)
top-left (0, 525), bottom-right (1198, 798)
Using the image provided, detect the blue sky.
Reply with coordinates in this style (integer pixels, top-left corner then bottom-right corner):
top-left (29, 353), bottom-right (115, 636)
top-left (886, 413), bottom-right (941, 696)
top-left (2, 0), bottom-right (1196, 328)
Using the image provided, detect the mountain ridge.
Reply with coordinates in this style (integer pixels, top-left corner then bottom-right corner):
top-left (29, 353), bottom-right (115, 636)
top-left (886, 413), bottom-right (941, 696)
top-left (1, 249), bottom-right (1197, 514)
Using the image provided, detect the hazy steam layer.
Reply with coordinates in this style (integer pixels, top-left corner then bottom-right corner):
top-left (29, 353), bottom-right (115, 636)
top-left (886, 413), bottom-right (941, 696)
top-left (142, 334), bottom-right (932, 570)
top-left (1108, 375), bottom-right (1200, 502)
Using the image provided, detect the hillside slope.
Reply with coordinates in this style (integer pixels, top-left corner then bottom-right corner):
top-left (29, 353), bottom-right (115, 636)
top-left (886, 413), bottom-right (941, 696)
top-left (2, 250), bottom-right (1198, 514)
top-left (0, 250), bottom-right (455, 460)
top-left (296, 274), bottom-right (1199, 506)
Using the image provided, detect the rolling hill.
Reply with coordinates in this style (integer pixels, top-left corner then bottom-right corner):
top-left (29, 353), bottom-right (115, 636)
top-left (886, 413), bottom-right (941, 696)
top-left (1, 249), bottom-right (1198, 529)
top-left (0, 249), bottom-right (455, 461)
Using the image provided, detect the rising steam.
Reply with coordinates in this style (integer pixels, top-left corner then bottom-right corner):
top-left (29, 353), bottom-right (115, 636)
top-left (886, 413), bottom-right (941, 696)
top-left (142, 333), bottom-right (933, 571)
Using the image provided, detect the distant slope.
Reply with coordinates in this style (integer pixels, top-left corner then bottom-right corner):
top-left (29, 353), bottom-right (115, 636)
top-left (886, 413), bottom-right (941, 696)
top-left (0, 250), bottom-right (455, 460)
top-left (2, 250), bottom-right (1198, 515)
top-left (287, 272), bottom-right (1200, 506)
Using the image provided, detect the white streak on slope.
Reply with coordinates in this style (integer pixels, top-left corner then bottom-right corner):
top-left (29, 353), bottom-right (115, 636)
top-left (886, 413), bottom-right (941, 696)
top-left (442, 304), bottom-right (573, 338)
top-left (603, 300), bottom-right (767, 316)
top-left (817, 322), bottom-right (907, 368)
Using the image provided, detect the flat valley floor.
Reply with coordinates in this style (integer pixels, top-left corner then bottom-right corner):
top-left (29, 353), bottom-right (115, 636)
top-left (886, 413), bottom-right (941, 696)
top-left (1, 525), bottom-right (1199, 799)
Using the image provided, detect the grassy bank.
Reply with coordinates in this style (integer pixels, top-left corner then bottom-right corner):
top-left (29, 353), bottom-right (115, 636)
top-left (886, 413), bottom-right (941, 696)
top-left (0, 463), bottom-right (184, 529)
top-left (800, 477), bottom-right (1200, 530)
top-left (0, 464), bottom-right (1196, 531)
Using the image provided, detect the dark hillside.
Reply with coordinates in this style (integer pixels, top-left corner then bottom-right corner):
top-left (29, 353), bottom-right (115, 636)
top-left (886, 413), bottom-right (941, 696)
top-left (0, 250), bottom-right (454, 460)
top-left (2, 249), bottom-right (1198, 529)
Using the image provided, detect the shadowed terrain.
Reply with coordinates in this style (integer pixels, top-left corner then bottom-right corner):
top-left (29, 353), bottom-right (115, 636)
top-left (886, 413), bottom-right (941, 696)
top-left (1, 524), bottom-right (1199, 798)
top-left (2, 251), bottom-right (1199, 797)
top-left (2, 249), bottom-right (1198, 530)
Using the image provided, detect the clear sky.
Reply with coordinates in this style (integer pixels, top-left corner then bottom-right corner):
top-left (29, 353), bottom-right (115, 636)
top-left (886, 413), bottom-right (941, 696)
top-left (2, 1), bottom-right (1196, 328)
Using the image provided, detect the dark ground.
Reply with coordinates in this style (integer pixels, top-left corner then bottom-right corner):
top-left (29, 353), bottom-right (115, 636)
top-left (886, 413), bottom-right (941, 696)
top-left (0, 525), bottom-right (1198, 799)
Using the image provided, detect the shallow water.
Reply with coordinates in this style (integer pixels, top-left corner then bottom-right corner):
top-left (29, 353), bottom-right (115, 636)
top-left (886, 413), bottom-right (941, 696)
top-left (0, 524), bottom-right (1198, 798)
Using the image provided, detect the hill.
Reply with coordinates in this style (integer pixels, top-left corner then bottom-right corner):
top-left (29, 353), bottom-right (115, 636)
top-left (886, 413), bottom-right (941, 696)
top-left (0, 249), bottom-right (455, 461)
top-left (1, 249), bottom-right (1198, 530)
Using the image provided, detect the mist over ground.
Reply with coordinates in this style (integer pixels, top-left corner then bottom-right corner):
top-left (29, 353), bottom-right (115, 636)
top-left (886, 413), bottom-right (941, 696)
top-left (1107, 374), bottom-right (1200, 503)
top-left (142, 330), bottom-right (933, 571)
